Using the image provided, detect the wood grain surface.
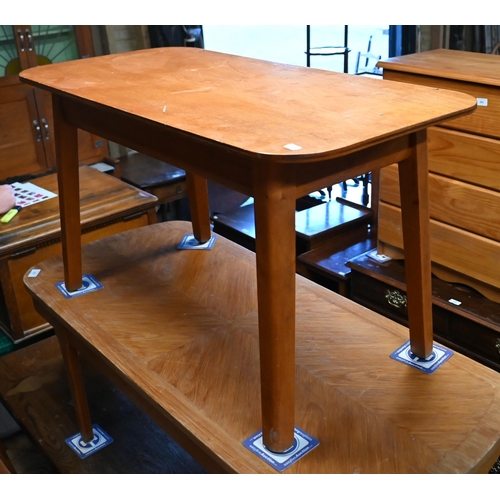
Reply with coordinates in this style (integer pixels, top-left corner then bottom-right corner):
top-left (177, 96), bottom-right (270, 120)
top-left (0, 336), bottom-right (207, 474)
top-left (379, 201), bottom-right (500, 289)
top-left (0, 167), bottom-right (157, 340)
top-left (20, 47), bottom-right (476, 161)
top-left (378, 48), bottom-right (500, 87)
top-left (428, 127), bottom-right (500, 191)
top-left (22, 221), bottom-right (500, 473)
top-left (379, 49), bottom-right (500, 140)
top-left (0, 166), bottom-right (157, 258)
top-left (381, 163), bottom-right (500, 242)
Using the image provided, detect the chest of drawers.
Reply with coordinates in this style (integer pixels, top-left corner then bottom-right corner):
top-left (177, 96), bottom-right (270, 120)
top-left (377, 49), bottom-right (500, 302)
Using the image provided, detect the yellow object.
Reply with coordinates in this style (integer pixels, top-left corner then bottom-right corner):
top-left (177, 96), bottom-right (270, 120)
top-left (1, 207), bottom-right (21, 224)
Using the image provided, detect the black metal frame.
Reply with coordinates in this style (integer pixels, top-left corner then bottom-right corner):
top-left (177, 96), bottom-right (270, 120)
top-left (306, 25), bottom-right (349, 73)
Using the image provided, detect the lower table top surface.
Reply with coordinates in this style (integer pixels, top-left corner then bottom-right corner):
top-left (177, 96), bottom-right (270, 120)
top-left (22, 221), bottom-right (500, 473)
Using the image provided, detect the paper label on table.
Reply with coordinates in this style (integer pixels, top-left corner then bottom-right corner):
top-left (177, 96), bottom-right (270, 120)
top-left (56, 274), bottom-right (103, 299)
top-left (390, 340), bottom-right (453, 374)
top-left (28, 268), bottom-right (41, 278)
top-left (178, 234), bottom-right (217, 250)
top-left (11, 181), bottom-right (57, 208)
top-left (242, 427), bottom-right (319, 472)
top-left (65, 424), bottom-right (113, 459)
top-left (477, 98), bottom-right (488, 106)
top-left (283, 143), bottom-right (302, 151)
top-left (449, 298), bottom-right (462, 306)
top-left (368, 249), bottom-right (392, 263)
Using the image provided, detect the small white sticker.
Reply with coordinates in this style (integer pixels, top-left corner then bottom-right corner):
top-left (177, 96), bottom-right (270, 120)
top-left (449, 298), bottom-right (462, 306)
top-left (284, 143), bottom-right (302, 151)
top-left (28, 269), bottom-right (41, 278)
top-left (477, 98), bottom-right (488, 106)
top-left (368, 250), bottom-right (392, 263)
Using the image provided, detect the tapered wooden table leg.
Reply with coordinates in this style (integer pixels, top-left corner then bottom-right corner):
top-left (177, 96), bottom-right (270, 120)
top-left (253, 164), bottom-right (296, 453)
top-left (398, 130), bottom-right (434, 359)
top-left (186, 172), bottom-right (211, 244)
top-left (52, 95), bottom-right (82, 292)
top-left (56, 328), bottom-right (94, 443)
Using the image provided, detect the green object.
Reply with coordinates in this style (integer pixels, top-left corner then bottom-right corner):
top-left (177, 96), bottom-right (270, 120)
top-left (0, 206), bottom-right (21, 224)
top-left (0, 330), bottom-right (14, 356)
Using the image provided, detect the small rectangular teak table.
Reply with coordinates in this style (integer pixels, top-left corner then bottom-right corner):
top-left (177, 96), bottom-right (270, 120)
top-left (19, 47), bottom-right (500, 473)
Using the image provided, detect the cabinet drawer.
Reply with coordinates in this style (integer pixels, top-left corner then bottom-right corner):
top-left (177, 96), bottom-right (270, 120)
top-left (378, 201), bottom-right (500, 291)
top-left (428, 127), bottom-right (500, 191)
top-left (380, 163), bottom-right (500, 241)
top-left (445, 314), bottom-right (500, 371)
top-left (349, 270), bottom-right (448, 336)
top-left (383, 70), bottom-right (500, 139)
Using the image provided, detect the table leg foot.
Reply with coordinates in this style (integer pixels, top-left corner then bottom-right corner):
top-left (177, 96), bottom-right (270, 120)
top-left (65, 424), bottom-right (113, 459)
top-left (243, 427), bottom-right (319, 472)
top-left (186, 172), bottom-right (211, 244)
top-left (390, 340), bottom-right (454, 374)
top-left (56, 328), bottom-right (94, 443)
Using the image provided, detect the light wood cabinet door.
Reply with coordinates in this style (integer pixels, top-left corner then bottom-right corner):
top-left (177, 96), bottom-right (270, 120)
top-left (0, 83), bottom-right (50, 179)
top-left (0, 25), bottom-right (108, 180)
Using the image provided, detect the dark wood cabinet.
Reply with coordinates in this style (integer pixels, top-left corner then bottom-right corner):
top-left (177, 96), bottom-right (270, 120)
top-left (347, 252), bottom-right (500, 373)
top-left (0, 25), bottom-right (108, 181)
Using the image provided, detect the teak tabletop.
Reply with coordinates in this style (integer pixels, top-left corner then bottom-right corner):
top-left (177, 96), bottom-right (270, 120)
top-left (20, 47), bottom-right (477, 456)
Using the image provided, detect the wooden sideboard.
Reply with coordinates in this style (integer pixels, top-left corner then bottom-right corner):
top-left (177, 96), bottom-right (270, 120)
top-left (0, 167), bottom-right (157, 342)
top-left (377, 49), bottom-right (500, 303)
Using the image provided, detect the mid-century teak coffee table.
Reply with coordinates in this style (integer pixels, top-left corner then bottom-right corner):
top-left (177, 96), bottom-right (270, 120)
top-left (19, 48), bottom-right (500, 473)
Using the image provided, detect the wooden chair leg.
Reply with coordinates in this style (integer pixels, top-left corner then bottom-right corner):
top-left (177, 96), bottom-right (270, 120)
top-left (52, 94), bottom-right (83, 292)
top-left (56, 328), bottom-right (94, 443)
top-left (186, 172), bottom-right (211, 244)
top-left (397, 130), bottom-right (434, 359)
top-left (253, 162), bottom-right (296, 453)
top-left (0, 441), bottom-right (16, 474)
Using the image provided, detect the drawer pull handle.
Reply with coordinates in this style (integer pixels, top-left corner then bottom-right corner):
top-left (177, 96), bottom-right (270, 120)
top-left (26, 29), bottom-right (33, 51)
top-left (42, 118), bottom-right (50, 140)
top-left (17, 29), bottom-right (25, 51)
top-left (496, 338), bottom-right (500, 355)
top-left (33, 120), bottom-right (42, 142)
top-left (385, 290), bottom-right (407, 309)
top-left (11, 246), bottom-right (37, 258)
